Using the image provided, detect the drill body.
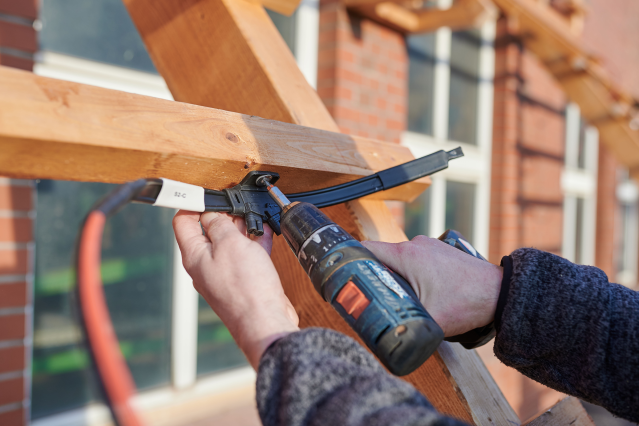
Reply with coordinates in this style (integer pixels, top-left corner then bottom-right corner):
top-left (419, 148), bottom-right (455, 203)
top-left (279, 201), bottom-right (444, 376)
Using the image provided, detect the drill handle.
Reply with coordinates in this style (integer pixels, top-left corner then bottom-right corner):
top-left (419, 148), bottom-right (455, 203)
top-left (438, 229), bottom-right (496, 349)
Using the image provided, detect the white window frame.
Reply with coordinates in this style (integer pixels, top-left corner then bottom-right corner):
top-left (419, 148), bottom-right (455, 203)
top-left (561, 103), bottom-right (598, 265)
top-left (616, 174), bottom-right (638, 287)
top-left (401, 1), bottom-right (495, 256)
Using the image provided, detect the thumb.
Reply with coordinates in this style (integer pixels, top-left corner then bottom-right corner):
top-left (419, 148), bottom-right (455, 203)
top-left (361, 240), bottom-right (407, 275)
top-left (200, 212), bottom-right (244, 246)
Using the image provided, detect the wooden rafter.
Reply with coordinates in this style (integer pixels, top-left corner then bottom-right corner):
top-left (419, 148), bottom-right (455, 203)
top-left (0, 66), bottom-right (427, 201)
top-left (345, 0), bottom-right (497, 34)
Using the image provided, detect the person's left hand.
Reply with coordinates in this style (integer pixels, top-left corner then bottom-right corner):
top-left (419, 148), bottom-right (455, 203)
top-left (173, 210), bottom-right (299, 369)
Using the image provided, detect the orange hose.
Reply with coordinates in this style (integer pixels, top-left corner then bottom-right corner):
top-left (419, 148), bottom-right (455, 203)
top-left (78, 211), bottom-right (145, 426)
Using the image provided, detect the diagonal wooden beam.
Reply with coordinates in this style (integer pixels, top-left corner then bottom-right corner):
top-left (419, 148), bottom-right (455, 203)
top-left (122, 0), bottom-right (519, 424)
top-left (523, 397), bottom-right (595, 426)
top-left (0, 65), bottom-right (428, 200)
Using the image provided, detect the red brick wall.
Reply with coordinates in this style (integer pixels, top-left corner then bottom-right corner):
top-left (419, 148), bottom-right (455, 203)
top-left (0, 179), bottom-right (33, 426)
top-left (484, 16), bottom-right (568, 421)
top-left (318, 0), bottom-right (408, 223)
top-left (318, 0), bottom-right (407, 144)
top-left (0, 2), bottom-right (36, 425)
top-left (0, 0), bottom-right (37, 70)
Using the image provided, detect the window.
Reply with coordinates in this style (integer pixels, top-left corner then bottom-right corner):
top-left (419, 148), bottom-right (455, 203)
top-left (561, 104), bottom-right (598, 265)
top-left (448, 31), bottom-right (481, 145)
top-left (33, 1), bottom-right (320, 423)
top-left (407, 33), bottom-right (436, 135)
top-left (403, 5), bottom-right (494, 255)
top-left (616, 174), bottom-right (638, 287)
top-left (32, 182), bottom-right (175, 418)
top-left (40, 0), bottom-right (156, 73)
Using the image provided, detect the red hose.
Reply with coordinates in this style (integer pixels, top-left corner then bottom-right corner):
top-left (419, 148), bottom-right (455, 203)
top-left (78, 211), bottom-right (145, 426)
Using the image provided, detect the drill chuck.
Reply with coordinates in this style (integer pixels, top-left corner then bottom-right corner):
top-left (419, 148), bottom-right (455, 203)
top-left (280, 202), bottom-right (444, 376)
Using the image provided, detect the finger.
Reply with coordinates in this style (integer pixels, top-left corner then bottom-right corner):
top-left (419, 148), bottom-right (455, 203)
top-left (232, 215), bottom-right (248, 236)
top-left (360, 240), bottom-right (406, 273)
top-left (173, 210), bottom-right (210, 252)
top-left (251, 223), bottom-right (274, 255)
top-left (200, 211), bottom-right (244, 245)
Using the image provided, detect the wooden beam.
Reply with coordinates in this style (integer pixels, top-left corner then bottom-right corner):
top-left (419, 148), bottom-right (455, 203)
top-left (122, 0), bottom-right (519, 424)
top-left (523, 397), bottom-right (595, 426)
top-left (0, 65), bottom-right (428, 200)
top-left (348, 0), bottom-right (495, 34)
top-left (415, 0), bottom-right (496, 33)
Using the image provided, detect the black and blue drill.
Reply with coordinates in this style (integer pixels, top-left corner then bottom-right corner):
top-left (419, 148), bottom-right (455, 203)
top-left (260, 178), bottom-right (490, 376)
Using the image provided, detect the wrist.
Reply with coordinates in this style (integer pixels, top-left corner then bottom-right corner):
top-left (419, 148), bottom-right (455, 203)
top-left (233, 311), bottom-right (299, 369)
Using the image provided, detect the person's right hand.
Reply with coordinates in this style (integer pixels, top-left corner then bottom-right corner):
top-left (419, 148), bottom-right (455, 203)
top-left (361, 236), bottom-right (503, 337)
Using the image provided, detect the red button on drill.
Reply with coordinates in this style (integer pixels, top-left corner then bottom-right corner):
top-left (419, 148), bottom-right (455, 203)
top-left (335, 281), bottom-right (370, 320)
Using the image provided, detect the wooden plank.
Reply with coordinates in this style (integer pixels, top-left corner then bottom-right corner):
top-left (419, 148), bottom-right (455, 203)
top-left (0, 65), bottom-right (430, 199)
top-left (348, 0), bottom-right (495, 34)
top-left (415, 0), bottom-right (496, 33)
top-left (523, 397), bottom-right (595, 426)
top-left (122, 0), bottom-right (519, 424)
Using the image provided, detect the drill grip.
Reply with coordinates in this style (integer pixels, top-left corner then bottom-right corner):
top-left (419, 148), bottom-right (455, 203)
top-left (281, 203), bottom-right (444, 376)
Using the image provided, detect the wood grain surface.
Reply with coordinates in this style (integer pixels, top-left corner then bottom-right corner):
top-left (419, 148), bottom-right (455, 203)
top-left (0, 66), bottom-right (429, 199)
top-left (122, 0), bottom-right (516, 423)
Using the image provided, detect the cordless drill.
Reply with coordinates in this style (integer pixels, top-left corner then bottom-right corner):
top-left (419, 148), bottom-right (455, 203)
top-left (259, 178), bottom-right (444, 376)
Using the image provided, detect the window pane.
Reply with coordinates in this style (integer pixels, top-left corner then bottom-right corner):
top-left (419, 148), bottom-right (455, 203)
top-left (577, 118), bottom-right (587, 169)
top-left (407, 33), bottom-right (436, 135)
top-left (405, 190), bottom-right (431, 239)
top-left (267, 10), bottom-right (297, 54)
top-left (445, 181), bottom-right (476, 244)
top-left (40, 0), bottom-right (156, 73)
top-left (448, 31), bottom-right (481, 145)
top-left (197, 296), bottom-right (248, 376)
top-left (575, 197), bottom-right (585, 264)
top-left (32, 181), bottom-right (174, 418)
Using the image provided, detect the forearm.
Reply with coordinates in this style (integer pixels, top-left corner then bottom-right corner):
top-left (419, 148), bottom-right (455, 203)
top-left (256, 328), bottom-right (467, 426)
top-left (494, 248), bottom-right (639, 422)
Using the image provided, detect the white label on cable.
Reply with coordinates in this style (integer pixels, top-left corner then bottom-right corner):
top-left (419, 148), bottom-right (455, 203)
top-left (153, 178), bottom-right (206, 212)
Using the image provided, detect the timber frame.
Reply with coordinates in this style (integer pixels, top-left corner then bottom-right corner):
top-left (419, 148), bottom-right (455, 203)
top-left (0, 0), bottom-right (614, 424)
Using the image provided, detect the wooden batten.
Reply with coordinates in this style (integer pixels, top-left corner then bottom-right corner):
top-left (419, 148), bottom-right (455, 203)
top-left (346, 0), bottom-right (495, 34)
top-left (0, 65), bottom-right (430, 198)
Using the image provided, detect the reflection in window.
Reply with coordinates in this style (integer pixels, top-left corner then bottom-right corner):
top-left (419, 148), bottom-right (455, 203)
top-left (448, 31), bottom-right (481, 145)
top-left (405, 189), bottom-right (431, 239)
top-left (197, 296), bottom-right (248, 376)
top-left (445, 181), bottom-right (476, 244)
top-left (407, 33), bottom-right (436, 136)
top-left (32, 181), bottom-right (174, 419)
top-left (39, 0), bottom-right (156, 72)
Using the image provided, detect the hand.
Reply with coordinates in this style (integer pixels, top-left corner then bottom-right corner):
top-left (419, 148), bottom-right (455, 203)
top-left (361, 236), bottom-right (502, 337)
top-left (173, 211), bottom-right (299, 369)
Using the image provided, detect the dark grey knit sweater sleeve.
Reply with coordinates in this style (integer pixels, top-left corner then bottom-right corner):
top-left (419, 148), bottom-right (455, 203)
top-left (495, 248), bottom-right (639, 422)
top-left (256, 328), bottom-right (467, 426)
